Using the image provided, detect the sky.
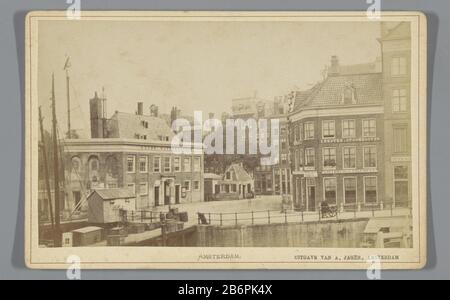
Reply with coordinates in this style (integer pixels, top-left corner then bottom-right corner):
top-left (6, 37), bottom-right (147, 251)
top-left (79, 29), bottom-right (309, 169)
top-left (37, 20), bottom-right (381, 138)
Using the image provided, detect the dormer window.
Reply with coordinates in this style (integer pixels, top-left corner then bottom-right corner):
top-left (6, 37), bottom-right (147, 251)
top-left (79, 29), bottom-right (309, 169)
top-left (342, 84), bottom-right (356, 104)
top-left (141, 121), bottom-right (149, 128)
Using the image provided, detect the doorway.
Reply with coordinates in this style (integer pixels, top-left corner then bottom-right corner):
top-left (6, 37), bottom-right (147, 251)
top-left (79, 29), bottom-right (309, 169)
top-left (154, 186), bottom-right (160, 206)
top-left (175, 185), bottom-right (180, 204)
top-left (73, 191), bottom-right (81, 211)
top-left (164, 181), bottom-right (171, 205)
top-left (307, 186), bottom-right (315, 211)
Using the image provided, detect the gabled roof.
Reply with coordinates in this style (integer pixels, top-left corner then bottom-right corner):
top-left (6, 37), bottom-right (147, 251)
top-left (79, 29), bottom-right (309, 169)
top-left (293, 86), bottom-right (320, 111)
top-left (204, 173), bottom-right (222, 180)
top-left (225, 163), bottom-right (253, 182)
top-left (381, 22), bottom-right (410, 41)
top-left (109, 112), bottom-right (174, 141)
top-left (88, 188), bottom-right (135, 201)
top-left (337, 60), bottom-right (381, 75)
top-left (292, 72), bottom-right (382, 111)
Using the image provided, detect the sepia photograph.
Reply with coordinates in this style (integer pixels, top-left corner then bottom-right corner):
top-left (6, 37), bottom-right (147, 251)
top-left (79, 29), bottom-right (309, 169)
top-left (24, 11), bottom-right (427, 269)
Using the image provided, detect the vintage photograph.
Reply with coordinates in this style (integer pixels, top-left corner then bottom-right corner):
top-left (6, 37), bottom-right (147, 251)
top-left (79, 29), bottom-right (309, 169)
top-left (25, 11), bottom-right (427, 269)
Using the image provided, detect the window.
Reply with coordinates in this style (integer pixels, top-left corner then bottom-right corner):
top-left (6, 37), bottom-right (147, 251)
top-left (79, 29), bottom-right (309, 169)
top-left (298, 149), bottom-right (304, 167)
top-left (231, 184), bottom-right (237, 192)
top-left (91, 160), bottom-right (98, 171)
top-left (298, 124), bottom-right (303, 141)
top-left (392, 89), bottom-right (408, 112)
top-left (305, 148), bottom-right (315, 167)
top-left (71, 157), bottom-right (81, 173)
top-left (344, 177), bottom-right (357, 204)
top-left (394, 166), bottom-right (409, 206)
top-left (73, 191), bottom-right (81, 208)
top-left (281, 137), bottom-right (287, 151)
top-left (139, 156), bottom-right (148, 173)
top-left (183, 157), bottom-right (191, 172)
top-left (226, 171), bottom-right (231, 180)
top-left (139, 182), bottom-right (148, 195)
top-left (362, 119), bottom-right (376, 137)
top-left (343, 147), bottom-right (356, 169)
top-left (184, 180), bottom-right (191, 191)
top-left (193, 181), bottom-right (200, 191)
top-left (163, 157), bottom-right (171, 172)
top-left (193, 157), bottom-right (201, 172)
top-left (304, 122), bottom-right (314, 139)
top-left (323, 177), bottom-right (337, 204)
top-left (281, 154), bottom-right (288, 165)
top-left (153, 156), bottom-right (161, 172)
top-left (322, 120), bottom-right (335, 138)
top-left (127, 156), bottom-right (135, 173)
top-left (364, 146), bottom-right (377, 168)
top-left (174, 157), bottom-right (181, 172)
top-left (343, 87), bottom-right (354, 104)
top-left (127, 183), bottom-right (135, 194)
top-left (364, 177), bottom-right (377, 203)
top-left (393, 127), bottom-right (408, 153)
top-left (294, 124), bottom-right (302, 141)
top-left (342, 120), bottom-right (356, 138)
top-left (391, 57), bottom-right (407, 76)
top-left (322, 147), bottom-right (336, 168)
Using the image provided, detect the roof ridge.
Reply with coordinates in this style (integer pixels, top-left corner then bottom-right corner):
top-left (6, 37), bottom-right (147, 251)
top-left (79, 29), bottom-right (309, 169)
top-left (382, 21), bottom-right (409, 40)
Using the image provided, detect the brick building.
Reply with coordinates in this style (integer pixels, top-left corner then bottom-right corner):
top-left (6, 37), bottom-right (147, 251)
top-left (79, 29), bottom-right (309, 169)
top-left (63, 94), bottom-right (204, 213)
top-left (230, 94), bottom-right (292, 196)
top-left (380, 22), bottom-right (412, 208)
top-left (289, 56), bottom-right (385, 212)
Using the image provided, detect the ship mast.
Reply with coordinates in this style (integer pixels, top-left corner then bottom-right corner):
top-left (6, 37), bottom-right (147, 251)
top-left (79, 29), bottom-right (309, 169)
top-left (64, 57), bottom-right (71, 139)
top-left (51, 73), bottom-right (62, 247)
top-left (38, 106), bottom-right (54, 230)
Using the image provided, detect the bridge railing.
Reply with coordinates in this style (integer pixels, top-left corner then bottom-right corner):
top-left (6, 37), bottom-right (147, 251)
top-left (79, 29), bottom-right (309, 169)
top-left (197, 201), bottom-right (411, 226)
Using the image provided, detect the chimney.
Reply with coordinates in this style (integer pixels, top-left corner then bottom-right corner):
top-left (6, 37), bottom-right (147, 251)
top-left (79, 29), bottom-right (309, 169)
top-left (89, 91), bottom-right (105, 138)
top-left (328, 55), bottom-right (340, 76)
top-left (150, 104), bottom-right (159, 117)
top-left (137, 102), bottom-right (143, 115)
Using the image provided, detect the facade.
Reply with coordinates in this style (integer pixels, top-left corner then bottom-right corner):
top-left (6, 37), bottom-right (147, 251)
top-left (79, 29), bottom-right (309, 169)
top-left (87, 188), bottom-right (136, 224)
top-left (64, 138), bottom-right (204, 211)
top-left (380, 22), bottom-right (412, 208)
top-left (203, 173), bottom-right (222, 201)
top-left (204, 163), bottom-right (255, 201)
top-left (230, 94), bottom-right (292, 196)
top-left (289, 56), bottom-right (385, 212)
top-left (220, 163), bottom-right (255, 199)
top-left (63, 95), bottom-right (204, 213)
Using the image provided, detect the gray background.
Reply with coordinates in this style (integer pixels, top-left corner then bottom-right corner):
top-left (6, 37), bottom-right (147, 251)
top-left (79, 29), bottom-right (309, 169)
top-left (0, 0), bottom-right (446, 279)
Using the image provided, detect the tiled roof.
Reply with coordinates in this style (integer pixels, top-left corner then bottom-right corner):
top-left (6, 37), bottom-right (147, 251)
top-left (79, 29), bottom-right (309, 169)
top-left (226, 163), bottom-right (253, 182)
top-left (109, 112), bottom-right (174, 141)
top-left (293, 87), bottom-right (319, 110)
top-left (337, 61), bottom-right (381, 75)
top-left (89, 188), bottom-right (135, 200)
top-left (293, 72), bottom-right (382, 110)
top-left (204, 173), bottom-right (222, 180)
top-left (381, 22), bottom-right (410, 41)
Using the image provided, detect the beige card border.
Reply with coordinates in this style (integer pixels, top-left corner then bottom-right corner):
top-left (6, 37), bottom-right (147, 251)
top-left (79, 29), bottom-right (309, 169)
top-left (24, 11), bottom-right (427, 270)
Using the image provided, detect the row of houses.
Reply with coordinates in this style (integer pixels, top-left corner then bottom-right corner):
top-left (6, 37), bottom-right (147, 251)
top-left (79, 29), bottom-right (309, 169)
top-left (39, 93), bottom-right (256, 220)
top-left (229, 22), bottom-right (411, 212)
top-left (38, 21), bottom-right (412, 221)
